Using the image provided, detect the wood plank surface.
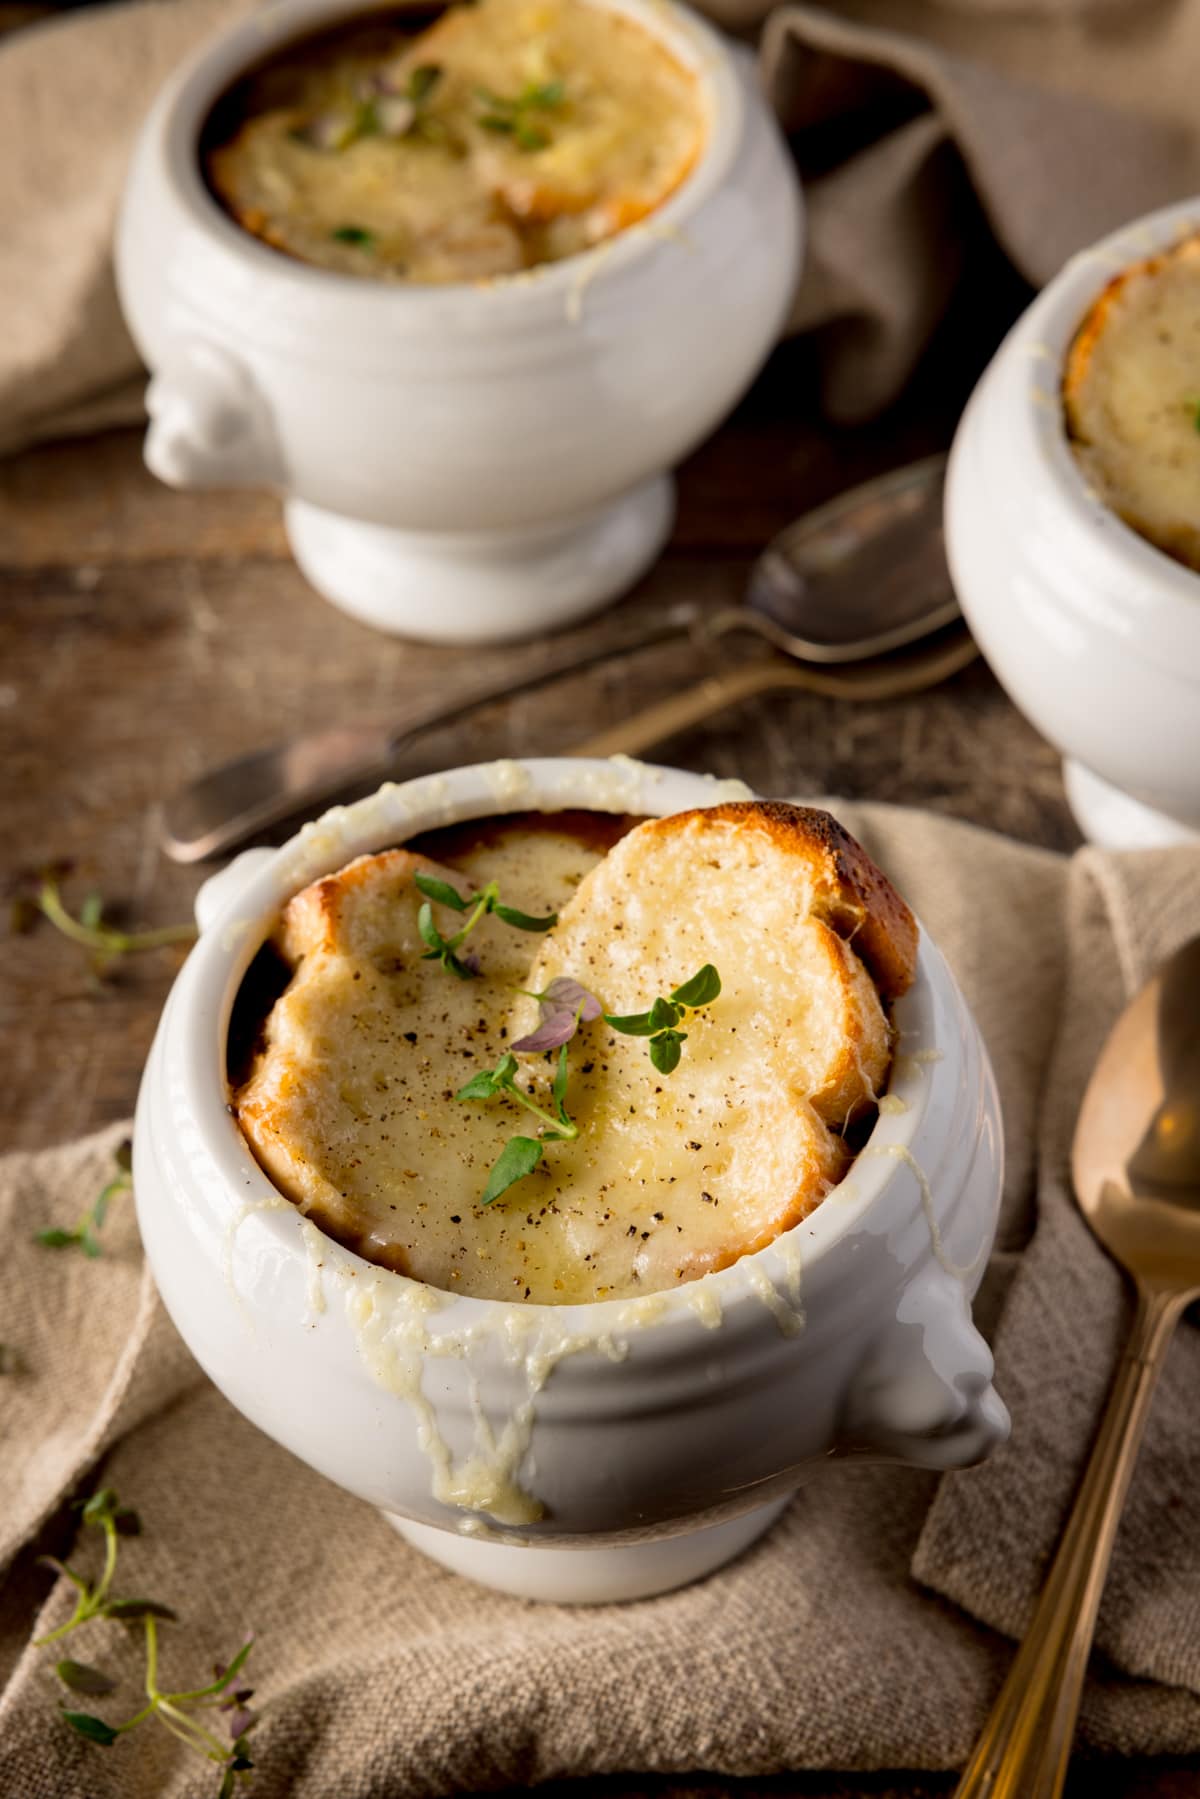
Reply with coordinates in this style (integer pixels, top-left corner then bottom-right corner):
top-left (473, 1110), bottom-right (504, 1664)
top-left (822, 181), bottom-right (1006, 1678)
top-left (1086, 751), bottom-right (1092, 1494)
top-left (3, 333), bottom-right (1196, 1799)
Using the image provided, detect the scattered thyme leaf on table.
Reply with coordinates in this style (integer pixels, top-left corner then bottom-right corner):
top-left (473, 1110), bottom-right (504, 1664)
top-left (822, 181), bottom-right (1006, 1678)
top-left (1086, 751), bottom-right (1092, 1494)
top-left (35, 1138), bottom-right (132, 1258)
top-left (414, 870), bottom-right (556, 979)
top-left (604, 963), bottom-right (722, 1075)
top-left (35, 1486), bottom-right (260, 1794)
top-left (12, 870), bottom-right (195, 978)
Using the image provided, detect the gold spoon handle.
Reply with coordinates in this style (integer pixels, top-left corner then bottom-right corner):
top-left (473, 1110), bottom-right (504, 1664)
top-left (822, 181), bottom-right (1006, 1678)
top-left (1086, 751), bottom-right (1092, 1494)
top-left (953, 1284), bottom-right (1191, 1799)
top-left (569, 629), bottom-right (978, 761)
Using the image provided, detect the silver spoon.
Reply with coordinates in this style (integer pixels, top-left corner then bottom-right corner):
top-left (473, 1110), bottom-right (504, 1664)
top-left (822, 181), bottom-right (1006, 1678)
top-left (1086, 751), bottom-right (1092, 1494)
top-left (954, 933), bottom-right (1200, 1799)
top-left (161, 453), bottom-right (954, 862)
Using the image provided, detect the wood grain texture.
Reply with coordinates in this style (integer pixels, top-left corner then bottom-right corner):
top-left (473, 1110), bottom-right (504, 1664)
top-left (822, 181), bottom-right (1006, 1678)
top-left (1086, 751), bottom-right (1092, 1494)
top-left (9, 333), bottom-right (1190, 1799)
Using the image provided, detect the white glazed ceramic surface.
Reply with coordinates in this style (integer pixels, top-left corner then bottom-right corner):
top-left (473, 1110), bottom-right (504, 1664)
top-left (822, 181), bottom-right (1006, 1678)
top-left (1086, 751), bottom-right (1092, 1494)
top-left (115, 0), bottom-right (802, 644)
top-left (133, 758), bottom-right (1008, 1603)
top-left (945, 198), bottom-right (1200, 850)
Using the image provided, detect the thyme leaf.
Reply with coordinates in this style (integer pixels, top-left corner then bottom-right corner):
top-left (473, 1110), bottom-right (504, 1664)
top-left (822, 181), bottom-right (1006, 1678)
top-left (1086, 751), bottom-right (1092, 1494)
top-left (473, 77), bottom-right (565, 151)
top-left (458, 1040), bottom-right (579, 1207)
top-left (416, 873), bottom-right (556, 979)
top-left (510, 976), bottom-right (601, 1053)
top-left (480, 1135), bottom-right (544, 1207)
top-left (330, 224), bottom-right (375, 248)
top-left (604, 965), bottom-right (721, 1075)
top-left (15, 871), bottom-right (195, 977)
top-left (36, 1487), bottom-right (261, 1793)
top-left (35, 1139), bottom-right (132, 1258)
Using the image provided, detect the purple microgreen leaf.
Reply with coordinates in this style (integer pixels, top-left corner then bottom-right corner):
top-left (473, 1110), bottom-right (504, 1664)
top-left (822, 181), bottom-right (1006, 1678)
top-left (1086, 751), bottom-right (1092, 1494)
top-left (480, 1136), bottom-right (543, 1207)
top-left (458, 951), bottom-right (482, 977)
top-left (226, 1704), bottom-right (258, 1740)
top-left (511, 977), bottom-right (601, 1052)
top-left (670, 963), bottom-right (721, 1008)
top-left (509, 1011), bottom-right (578, 1054)
top-left (60, 1709), bottom-right (118, 1746)
top-left (414, 872), bottom-right (468, 912)
top-left (56, 1660), bottom-right (117, 1697)
top-left (543, 977), bottom-right (602, 1021)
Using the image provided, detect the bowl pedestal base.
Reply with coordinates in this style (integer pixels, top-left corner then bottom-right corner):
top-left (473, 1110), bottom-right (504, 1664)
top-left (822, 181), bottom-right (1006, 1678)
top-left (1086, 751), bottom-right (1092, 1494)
top-left (1063, 759), bottom-right (1200, 850)
top-left (384, 1493), bottom-right (790, 1604)
top-left (285, 474), bottom-right (674, 646)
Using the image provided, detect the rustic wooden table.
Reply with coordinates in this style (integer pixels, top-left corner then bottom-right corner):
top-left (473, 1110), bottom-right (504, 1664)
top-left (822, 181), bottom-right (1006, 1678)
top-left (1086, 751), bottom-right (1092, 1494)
top-left (2, 335), bottom-right (1195, 1797)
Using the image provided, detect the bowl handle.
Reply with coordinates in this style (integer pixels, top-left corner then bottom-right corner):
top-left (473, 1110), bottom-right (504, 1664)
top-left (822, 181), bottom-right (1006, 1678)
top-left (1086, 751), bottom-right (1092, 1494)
top-left (145, 339), bottom-right (283, 490)
top-left (194, 848), bottom-right (276, 934)
top-left (841, 1266), bottom-right (1010, 1470)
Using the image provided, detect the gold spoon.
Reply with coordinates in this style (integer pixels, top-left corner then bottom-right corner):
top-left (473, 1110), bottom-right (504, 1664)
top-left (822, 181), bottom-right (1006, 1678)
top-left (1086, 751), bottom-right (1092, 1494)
top-left (953, 933), bottom-right (1200, 1799)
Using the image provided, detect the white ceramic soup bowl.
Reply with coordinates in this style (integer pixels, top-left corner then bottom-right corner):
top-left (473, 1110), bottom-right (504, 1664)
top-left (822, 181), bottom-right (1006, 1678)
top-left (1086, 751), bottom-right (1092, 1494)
top-left (115, 0), bottom-right (802, 646)
top-left (945, 198), bottom-right (1200, 850)
top-left (132, 757), bottom-right (1008, 1604)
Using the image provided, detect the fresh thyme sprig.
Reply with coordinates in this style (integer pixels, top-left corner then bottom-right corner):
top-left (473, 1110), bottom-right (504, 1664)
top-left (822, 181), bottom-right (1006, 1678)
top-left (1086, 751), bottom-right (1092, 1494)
top-left (35, 1488), bottom-right (258, 1796)
top-left (457, 1042), bottom-right (578, 1205)
top-left (474, 78), bottom-right (565, 151)
top-left (604, 964), bottom-right (722, 1075)
top-left (36, 1139), bottom-right (132, 1258)
top-left (298, 60), bottom-right (445, 153)
top-left (10, 868), bottom-right (195, 978)
top-left (415, 870), bottom-right (555, 979)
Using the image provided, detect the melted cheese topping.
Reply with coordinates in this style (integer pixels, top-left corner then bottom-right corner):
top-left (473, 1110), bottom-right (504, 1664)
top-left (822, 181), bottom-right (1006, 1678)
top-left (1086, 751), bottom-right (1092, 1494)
top-left (205, 0), bottom-right (705, 284)
top-left (235, 810), bottom-right (895, 1305)
top-left (1063, 231), bottom-right (1200, 572)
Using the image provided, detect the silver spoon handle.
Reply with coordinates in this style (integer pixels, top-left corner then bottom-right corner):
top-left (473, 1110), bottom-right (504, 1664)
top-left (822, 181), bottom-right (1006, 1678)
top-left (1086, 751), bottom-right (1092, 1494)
top-left (162, 601), bottom-right (703, 862)
top-left (953, 1283), bottom-right (1192, 1799)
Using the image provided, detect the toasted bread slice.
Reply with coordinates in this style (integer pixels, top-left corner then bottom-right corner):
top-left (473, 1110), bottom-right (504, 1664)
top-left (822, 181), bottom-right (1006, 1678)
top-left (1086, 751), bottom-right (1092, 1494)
top-left (235, 804), bottom-right (916, 1304)
top-left (1063, 231), bottom-right (1200, 572)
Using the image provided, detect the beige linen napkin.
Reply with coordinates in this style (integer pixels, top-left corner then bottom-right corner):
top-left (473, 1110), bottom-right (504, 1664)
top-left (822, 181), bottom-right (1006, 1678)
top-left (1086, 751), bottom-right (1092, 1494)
top-left (2, 0), bottom-right (1199, 453)
top-left (3, 802), bottom-right (1200, 1797)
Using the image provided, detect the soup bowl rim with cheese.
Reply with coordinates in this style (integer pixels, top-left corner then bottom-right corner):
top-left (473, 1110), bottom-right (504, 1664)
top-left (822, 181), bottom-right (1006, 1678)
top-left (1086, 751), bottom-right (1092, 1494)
top-left (132, 757), bottom-right (1007, 1602)
top-left (945, 196), bottom-right (1200, 850)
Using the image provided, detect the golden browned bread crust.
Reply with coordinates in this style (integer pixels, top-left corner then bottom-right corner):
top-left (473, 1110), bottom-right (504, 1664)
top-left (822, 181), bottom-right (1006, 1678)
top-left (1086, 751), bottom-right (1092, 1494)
top-left (1063, 231), bottom-right (1200, 572)
top-left (663, 801), bottom-right (919, 1001)
top-left (234, 804), bottom-right (917, 1303)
